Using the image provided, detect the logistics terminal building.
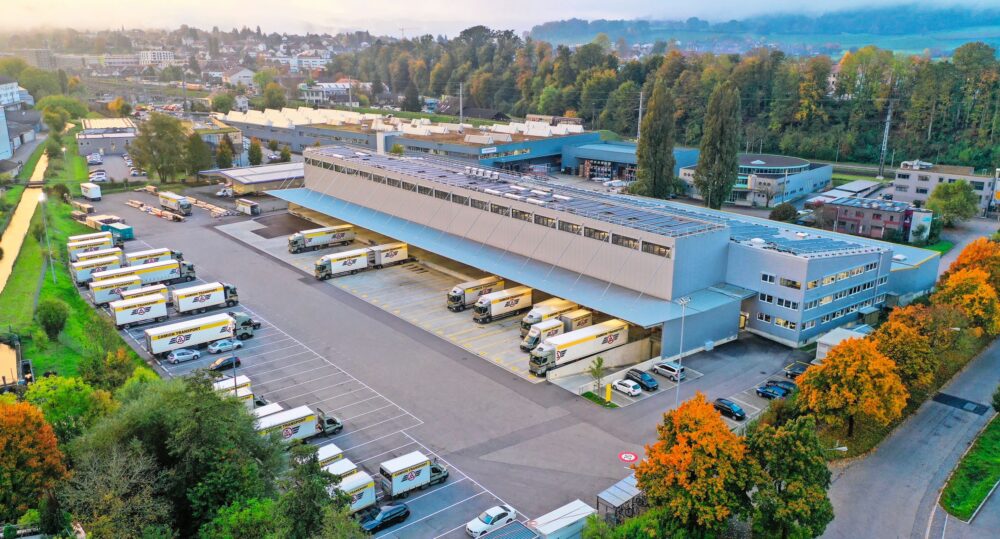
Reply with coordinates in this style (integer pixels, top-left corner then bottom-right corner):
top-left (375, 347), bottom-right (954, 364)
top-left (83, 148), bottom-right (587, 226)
top-left (270, 147), bottom-right (940, 356)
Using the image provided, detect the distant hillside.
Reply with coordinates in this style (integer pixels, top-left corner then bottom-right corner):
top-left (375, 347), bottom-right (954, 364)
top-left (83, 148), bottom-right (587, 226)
top-left (529, 5), bottom-right (1000, 55)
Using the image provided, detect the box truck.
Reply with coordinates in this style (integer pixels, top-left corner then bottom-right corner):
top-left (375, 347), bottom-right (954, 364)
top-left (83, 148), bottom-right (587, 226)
top-left (368, 242), bottom-right (409, 268)
top-left (288, 225), bottom-right (355, 253)
top-left (119, 284), bottom-right (170, 305)
top-left (317, 443), bottom-right (344, 467)
top-left (519, 298), bottom-right (578, 337)
top-left (109, 294), bottom-right (169, 329)
top-left (472, 286), bottom-right (533, 324)
top-left (338, 471), bottom-right (377, 514)
top-left (125, 248), bottom-right (183, 266)
top-left (313, 243), bottom-right (411, 280)
top-left (235, 198), bottom-right (260, 216)
top-left (92, 259), bottom-right (196, 286)
top-left (529, 319), bottom-right (629, 376)
top-left (324, 458), bottom-right (358, 480)
top-left (520, 319), bottom-right (564, 352)
top-left (144, 313), bottom-right (235, 358)
top-left (172, 282), bottom-right (239, 314)
top-left (90, 275), bottom-right (142, 305)
top-left (446, 275), bottom-right (504, 312)
top-left (255, 405), bottom-right (343, 442)
top-left (159, 192), bottom-right (192, 215)
top-left (222, 386), bottom-right (268, 409)
top-left (68, 231), bottom-right (112, 244)
top-left (80, 182), bottom-right (102, 201)
top-left (67, 237), bottom-right (114, 261)
top-left (213, 375), bottom-right (252, 393)
top-left (75, 247), bottom-right (123, 265)
top-left (104, 222), bottom-right (133, 242)
top-left (251, 403), bottom-right (284, 419)
top-left (378, 451), bottom-right (449, 499)
top-left (70, 256), bottom-right (122, 285)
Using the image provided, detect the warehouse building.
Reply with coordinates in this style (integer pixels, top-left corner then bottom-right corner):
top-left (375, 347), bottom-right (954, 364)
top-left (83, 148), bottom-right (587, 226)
top-left (269, 147), bottom-right (939, 356)
top-left (561, 141), bottom-right (699, 180)
top-left (679, 153), bottom-right (832, 207)
top-left (75, 117), bottom-right (137, 156)
top-left (208, 162), bottom-right (304, 195)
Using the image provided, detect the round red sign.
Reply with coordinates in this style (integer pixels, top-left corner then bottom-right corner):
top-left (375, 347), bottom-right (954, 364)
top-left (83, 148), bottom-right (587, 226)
top-left (618, 451), bottom-right (639, 463)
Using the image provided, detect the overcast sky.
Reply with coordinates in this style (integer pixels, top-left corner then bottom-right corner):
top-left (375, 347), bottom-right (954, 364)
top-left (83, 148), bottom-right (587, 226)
top-left (5, 0), bottom-right (997, 36)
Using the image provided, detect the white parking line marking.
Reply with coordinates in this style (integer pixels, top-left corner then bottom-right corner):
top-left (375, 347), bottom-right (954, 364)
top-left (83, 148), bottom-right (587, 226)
top-left (354, 442), bottom-right (418, 464)
top-left (344, 404), bottom-right (397, 421)
top-left (374, 492), bottom-right (486, 538)
top-left (334, 430), bottom-right (408, 452)
top-left (401, 477), bottom-right (468, 504)
top-left (331, 395), bottom-right (384, 412)
top-left (329, 413), bottom-right (414, 441)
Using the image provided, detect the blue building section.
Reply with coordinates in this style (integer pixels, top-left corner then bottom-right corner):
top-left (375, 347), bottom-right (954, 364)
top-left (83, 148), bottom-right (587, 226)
top-left (0, 108), bottom-right (12, 161)
top-left (561, 141), bottom-right (698, 178)
top-left (387, 131), bottom-right (601, 172)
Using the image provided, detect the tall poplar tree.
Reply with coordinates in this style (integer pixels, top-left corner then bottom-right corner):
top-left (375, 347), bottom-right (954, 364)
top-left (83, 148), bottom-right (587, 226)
top-left (633, 77), bottom-right (677, 199)
top-left (693, 81), bottom-right (741, 209)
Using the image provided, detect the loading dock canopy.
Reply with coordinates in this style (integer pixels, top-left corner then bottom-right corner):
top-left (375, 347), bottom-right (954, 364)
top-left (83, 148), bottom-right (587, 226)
top-left (270, 187), bottom-right (729, 328)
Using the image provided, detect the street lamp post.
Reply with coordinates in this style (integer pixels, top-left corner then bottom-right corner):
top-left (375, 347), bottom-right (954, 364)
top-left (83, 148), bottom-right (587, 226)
top-left (38, 192), bottom-right (55, 284)
top-left (674, 296), bottom-right (691, 410)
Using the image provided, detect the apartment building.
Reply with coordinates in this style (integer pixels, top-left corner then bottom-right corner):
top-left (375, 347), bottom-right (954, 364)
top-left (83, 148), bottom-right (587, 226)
top-left (893, 160), bottom-right (1000, 213)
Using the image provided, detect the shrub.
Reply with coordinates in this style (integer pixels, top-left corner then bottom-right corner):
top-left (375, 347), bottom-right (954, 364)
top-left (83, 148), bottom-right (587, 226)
top-left (769, 202), bottom-right (798, 222)
top-left (35, 298), bottom-right (69, 340)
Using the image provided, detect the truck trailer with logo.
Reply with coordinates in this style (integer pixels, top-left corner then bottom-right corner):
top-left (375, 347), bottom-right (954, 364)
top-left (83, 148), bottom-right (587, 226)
top-left (313, 243), bottom-right (411, 280)
top-left (519, 298), bottom-right (578, 337)
top-left (213, 375), bottom-right (252, 393)
top-left (124, 247), bottom-right (183, 266)
top-left (80, 182), bottom-right (102, 201)
top-left (119, 284), bottom-right (171, 305)
top-left (75, 247), bottom-right (123, 265)
top-left (529, 319), bottom-right (629, 376)
top-left (317, 443), bottom-right (344, 467)
top-left (324, 458), bottom-right (358, 481)
top-left (378, 451), bottom-right (449, 499)
top-left (68, 231), bottom-right (111, 244)
top-left (92, 259), bottom-right (196, 286)
top-left (288, 225), bottom-right (356, 253)
top-left (446, 275), bottom-right (504, 311)
top-left (255, 405), bottom-right (342, 442)
top-left (172, 282), bottom-right (239, 314)
top-left (251, 403), bottom-right (284, 419)
top-left (338, 471), bottom-right (377, 514)
top-left (472, 286), bottom-right (533, 324)
top-left (70, 256), bottom-right (123, 285)
top-left (109, 294), bottom-right (169, 329)
top-left (144, 313), bottom-right (235, 358)
top-left (67, 237), bottom-right (114, 261)
top-left (90, 274), bottom-right (143, 305)
top-left (158, 192), bottom-right (192, 215)
top-left (521, 309), bottom-right (593, 351)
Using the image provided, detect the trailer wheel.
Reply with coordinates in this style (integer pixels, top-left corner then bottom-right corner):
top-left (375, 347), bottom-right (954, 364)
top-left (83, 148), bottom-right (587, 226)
top-left (122, 323), bottom-right (131, 329)
top-left (227, 300), bottom-right (236, 307)
top-left (350, 269), bottom-right (358, 275)
top-left (158, 316), bottom-right (167, 322)
top-left (399, 491), bottom-right (409, 499)
top-left (187, 276), bottom-right (195, 282)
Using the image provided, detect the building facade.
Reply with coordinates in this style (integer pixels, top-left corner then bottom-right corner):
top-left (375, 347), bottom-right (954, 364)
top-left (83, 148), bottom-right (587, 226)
top-left (819, 197), bottom-right (933, 243)
top-left (679, 154), bottom-right (832, 207)
top-left (223, 67), bottom-right (256, 89)
top-left (0, 109), bottom-right (13, 161)
top-left (0, 77), bottom-right (20, 109)
top-left (892, 160), bottom-right (1000, 213)
top-left (102, 54), bottom-right (140, 69)
top-left (139, 50), bottom-right (175, 67)
top-left (75, 118), bottom-right (137, 156)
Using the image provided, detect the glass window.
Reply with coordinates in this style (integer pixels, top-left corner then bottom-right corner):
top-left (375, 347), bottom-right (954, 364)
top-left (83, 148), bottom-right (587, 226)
top-left (584, 227), bottom-right (609, 242)
top-left (641, 241), bottom-right (671, 257)
top-left (452, 194), bottom-right (469, 205)
top-left (534, 215), bottom-right (556, 228)
top-left (386, 178), bottom-right (401, 188)
top-left (611, 234), bottom-right (639, 249)
top-left (418, 185), bottom-right (433, 196)
top-left (372, 174), bottom-right (385, 184)
top-left (490, 204), bottom-right (510, 216)
top-left (401, 181), bottom-right (416, 191)
top-left (757, 312), bottom-right (771, 323)
top-left (433, 189), bottom-right (450, 201)
top-left (780, 277), bottom-right (802, 290)
top-left (558, 221), bottom-right (582, 234)
top-left (807, 279), bottom-right (819, 289)
top-left (759, 293), bottom-right (773, 303)
top-left (512, 209), bottom-right (532, 222)
top-left (471, 199), bottom-right (489, 211)
top-left (761, 273), bottom-right (776, 283)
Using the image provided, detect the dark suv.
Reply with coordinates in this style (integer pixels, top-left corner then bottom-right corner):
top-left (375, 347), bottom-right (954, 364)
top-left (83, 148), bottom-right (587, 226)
top-left (626, 369), bottom-right (659, 391)
top-left (360, 502), bottom-right (410, 532)
top-left (713, 398), bottom-right (746, 421)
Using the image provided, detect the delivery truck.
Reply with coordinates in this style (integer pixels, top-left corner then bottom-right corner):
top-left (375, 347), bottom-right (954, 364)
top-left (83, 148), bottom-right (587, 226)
top-left (119, 284), bottom-right (170, 305)
top-left (324, 458), bottom-right (358, 480)
top-left (90, 275), bottom-right (142, 305)
top-left (519, 298), bottom-right (578, 337)
top-left (520, 308), bottom-right (596, 352)
top-left (67, 237), bottom-right (114, 261)
top-left (70, 256), bottom-right (122, 285)
top-left (92, 259), bottom-right (196, 286)
top-left (529, 319), bottom-right (629, 376)
top-left (338, 471), bottom-right (377, 514)
top-left (317, 443), bottom-right (344, 467)
top-left (144, 313), bottom-right (235, 358)
top-left (446, 275), bottom-right (504, 311)
top-left (472, 286), bottom-right (533, 324)
top-left (378, 451), bottom-right (449, 499)
top-left (368, 242), bottom-right (409, 268)
top-left (68, 231), bottom-right (111, 244)
top-left (172, 282), bottom-right (239, 314)
top-left (125, 247), bottom-right (183, 266)
top-left (313, 243), bottom-right (411, 280)
top-left (251, 403), bottom-right (283, 419)
top-left (213, 375), bottom-right (252, 393)
top-left (222, 386), bottom-right (268, 409)
top-left (75, 247), bottom-right (123, 265)
top-left (255, 405), bottom-right (343, 442)
top-left (80, 182), bottom-right (102, 201)
top-left (109, 294), bottom-right (169, 329)
top-left (159, 192), bottom-right (192, 215)
top-left (288, 225), bottom-right (356, 253)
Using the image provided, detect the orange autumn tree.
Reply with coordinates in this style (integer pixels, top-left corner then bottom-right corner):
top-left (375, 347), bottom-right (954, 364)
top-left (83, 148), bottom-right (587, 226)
top-left (798, 338), bottom-right (908, 437)
top-left (932, 267), bottom-right (1000, 335)
top-left (0, 401), bottom-right (68, 521)
top-left (871, 318), bottom-right (936, 393)
top-left (634, 392), bottom-right (756, 532)
top-left (944, 237), bottom-right (1000, 290)
top-left (888, 303), bottom-right (968, 351)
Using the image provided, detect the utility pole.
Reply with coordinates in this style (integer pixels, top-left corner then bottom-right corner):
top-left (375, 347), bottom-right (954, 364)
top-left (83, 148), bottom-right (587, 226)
top-left (878, 75), bottom-right (894, 179)
top-left (458, 82), bottom-right (464, 129)
top-left (182, 69), bottom-right (188, 113)
top-left (636, 89), bottom-right (644, 140)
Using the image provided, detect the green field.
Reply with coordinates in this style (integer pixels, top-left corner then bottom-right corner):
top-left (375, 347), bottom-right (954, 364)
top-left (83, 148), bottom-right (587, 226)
top-left (942, 415), bottom-right (1000, 520)
top-left (925, 240), bottom-right (956, 254)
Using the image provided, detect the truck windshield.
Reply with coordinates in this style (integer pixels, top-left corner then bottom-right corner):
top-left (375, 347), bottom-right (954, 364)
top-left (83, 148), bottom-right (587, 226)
top-left (473, 303), bottom-right (488, 315)
top-left (523, 335), bottom-right (538, 347)
top-left (447, 293), bottom-right (462, 304)
top-left (529, 354), bottom-right (544, 365)
top-left (520, 320), bottom-right (534, 331)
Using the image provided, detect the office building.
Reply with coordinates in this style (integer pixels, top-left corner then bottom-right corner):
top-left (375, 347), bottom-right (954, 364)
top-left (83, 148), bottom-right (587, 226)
top-left (75, 117), bottom-right (137, 155)
top-left (819, 197), bottom-right (933, 243)
top-left (679, 154), bottom-right (832, 207)
top-left (893, 160), bottom-right (1000, 213)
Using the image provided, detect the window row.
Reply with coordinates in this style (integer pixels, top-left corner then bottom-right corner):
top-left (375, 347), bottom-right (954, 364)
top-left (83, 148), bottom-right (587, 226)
top-left (816, 295), bottom-right (886, 324)
top-left (806, 263), bottom-right (878, 290)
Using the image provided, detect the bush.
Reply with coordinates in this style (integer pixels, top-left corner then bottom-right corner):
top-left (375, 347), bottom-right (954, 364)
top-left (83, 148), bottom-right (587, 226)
top-left (769, 202), bottom-right (798, 222)
top-left (267, 139), bottom-right (279, 152)
top-left (44, 138), bottom-right (62, 160)
top-left (31, 222), bottom-right (45, 242)
top-left (31, 327), bottom-right (49, 351)
top-left (36, 298), bottom-right (69, 340)
top-left (47, 183), bottom-right (69, 201)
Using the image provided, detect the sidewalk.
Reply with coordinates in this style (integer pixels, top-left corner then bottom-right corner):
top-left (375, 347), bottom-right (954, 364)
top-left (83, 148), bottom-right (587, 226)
top-left (0, 155), bottom-right (48, 294)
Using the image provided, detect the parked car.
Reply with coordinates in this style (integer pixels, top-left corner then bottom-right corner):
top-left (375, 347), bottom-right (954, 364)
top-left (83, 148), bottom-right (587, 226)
top-left (651, 360), bottom-right (686, 381)
top-left (713, 398), bottom-right (746, 420)
top-left (612, 379), bottom-right (642, 397)
top-left (267, 153), bottom-right (279, 161)
top-left (625, 368), bottom-right (659, 391)
top-left (89, 175), bottom-right (108, 183)
top-left (765, 379), bottom-right (797, 393)
top-left (466, 505), bottom-right (517, 537)
top-left (208, 355), bottom-right (241, 371)
top-left (359, 502), bottom-right (409, 533)
top-left (755, 384), bottom-right (787, 400)
top-left (208, 339), bottom-right (243, 354)
top-left (167, 348), bottom-right (201, 364)
top-left (784, 362), bottom-right (811, 379)
top-left (89, 169), bottom-right (106, 176)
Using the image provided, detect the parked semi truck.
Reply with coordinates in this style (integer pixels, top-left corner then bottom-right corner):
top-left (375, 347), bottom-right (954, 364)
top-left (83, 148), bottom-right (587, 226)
top-left (338, 471), bottom-right (377, 514)
top-left (145, 313), bottom-right (236, 358)
top-left (159, 192), bottom-right (192, 215)
top-left (68, 231), bottom-right (112, 244)
top-left (70, 256), bottom-right (122, 285)
top-left (75, 247), bottom-right (123, 265)
top-left (519, 298), bottom-right (578, 337)
top-left (521, 309), bottom-right (593, 351)
top-left (109, 294), bottom-right (169, 329)
top-left (172, 282), bottom-right (239, 314)
top-left (90, 275), bottom-right (142, 305)
top-left (255, 405), bottom-right (343, 442)
top-left (119, 284), bottom-right (171, 305)
top-left (378, 451), bottom-right (449, 499)
top-left (92, 259), bottom-right (196, 286)
top-left (313, 243), bottom-right (410, 280)
top-left (288, 225), bottom-right (355, 253)
top-left (472, 286), bottom-right (533, 324)
top-left (529, 319), bottom-right (629, 376)
top-left (80, 182), bottom-right (102, 201)
top-left (124, 247), bottom-right (183, 266)
top-left (446, 275), bottom-right (504, 311)
top-left (67, 237), bottom-right (114, 261)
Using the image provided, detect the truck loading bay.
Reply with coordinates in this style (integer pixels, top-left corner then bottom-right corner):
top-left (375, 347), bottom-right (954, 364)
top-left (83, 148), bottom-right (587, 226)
top-left (90, 190), bottom-right (801, 536)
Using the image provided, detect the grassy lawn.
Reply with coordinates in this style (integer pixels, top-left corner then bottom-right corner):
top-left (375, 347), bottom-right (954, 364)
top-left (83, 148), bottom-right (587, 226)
top-left (832, 173), bottom-right (883, 187)
top-left (925, 240), bottom-right (955, 254)
top-left (0, 222), bottom-right (44, 329)
top-left (941, 415), bottom-right (1000, 520)
top-left (582, 391), bottom-right (619, 409)
top-left (1, 184), bottom-right (26, 235)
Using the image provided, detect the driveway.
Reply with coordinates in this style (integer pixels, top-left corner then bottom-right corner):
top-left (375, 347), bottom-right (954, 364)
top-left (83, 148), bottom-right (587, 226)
top-left (938, 217), bottom-right (997, 275)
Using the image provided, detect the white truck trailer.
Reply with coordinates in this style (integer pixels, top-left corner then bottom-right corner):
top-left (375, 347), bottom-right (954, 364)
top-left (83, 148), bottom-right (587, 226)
top-left (251, 403), bottom-right (284, 419)
top-left (338, 471), bottom-right (377, 514)
top-left (317, 443), bottom-right (344, 467)
top-left (144, 313), bottom-right (235, 358)
top-left (92, 259), bottom-right (196, 286)
top-left (158, 192), bottom-right (192, 215)
top-left (67, 237), bottom-right (114, 261)
top-left (324, 458), bottom-right (358, 480)
top-left (222, 386), bottom-right (268, 409)
top-left (172, 282), bottom-right (239, 314)
top-left (255, 405), bottom-right (343, 442)
top-left (90, 275), bottom-right (142, 305)
top-left (109, 294), bottom-right (169, 329)
top-left (80, 182), bottom-right (102, 201)
top-left (288, 225), bottom-right (356, 253)
top-left (119, 284), bottom-right (170, 305)
top-left (446, 275), bottom-right (504, 312)
top-left (213, 375), bottom-right (252, 393)
top-left (313, 243), bottom-right (411, 280)
top-left (70, 256), bottom-right (122, 285)
top-left (520, 309), bottom-right (594, 350)
top-left (472, 286), bottom-right (533, 324)
top-left (529, 319), bottom-right (629, 376)
top-left (519, 298), bottom-right (578, 337)
top-left (75, 247), bottom-right (123, 265)
top-left (124, 247), bottom-right (183, 266)
top-left (68, 231), bottom-right (111, 244)
top-left (378, 451), bottom-right (449, 499)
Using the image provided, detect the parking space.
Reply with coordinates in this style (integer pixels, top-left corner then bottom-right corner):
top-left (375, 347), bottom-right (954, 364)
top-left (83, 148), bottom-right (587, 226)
top-left (604, 366), bottom-right (706, 408)
top-left (716, 375), bottom-right (794, 430)
top-left (87, 155), bottom-right (139, 184)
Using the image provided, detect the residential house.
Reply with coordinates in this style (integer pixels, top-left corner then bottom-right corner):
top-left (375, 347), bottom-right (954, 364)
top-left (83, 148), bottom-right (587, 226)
top-left (223, 67), bottom-right (256, 90)
top-left (818, 197), bottom-right (933, 243)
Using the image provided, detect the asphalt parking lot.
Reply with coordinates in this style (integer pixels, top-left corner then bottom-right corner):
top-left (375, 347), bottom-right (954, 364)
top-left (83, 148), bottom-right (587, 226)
top-left (87, 154), bottom-right (141, 184)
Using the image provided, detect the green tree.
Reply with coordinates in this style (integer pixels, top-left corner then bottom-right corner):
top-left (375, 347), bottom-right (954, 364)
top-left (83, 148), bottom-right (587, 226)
top-left (587, 356), bottom-right (605, 393)
top-left (316, 505), bottom-right (367, 539)
top-left (267, 139), bottom-right (279, 152)
top-left (248, 138), bottom-right (263, 166)
top-left (280, 145), bottom-right (292, 162)
top-left (42, 106), bottom-right (69, 134)
top-left (131, 112), bottom-right (188, 182)
top-left (38, 490), bottom-right (69, 536)
top-left (24, 376), bottom-right (116, 443)
top-left (108, 96), bottom-right (133, 117)
top-left (0, 57), bottom-right (28, 79)
top-left (0, 402), bottom-right (68, 522)
top-left (212, 93), bottom-right (236, 113)
top-left (216, 141), bottom-right (234, 169)
top-left (44, 137), bottom-right (62, 159)
top-left (36, 95), bottom-right (88, 118)
top-left (19, 67), bottom-right (61, 99)
top-left (693, 81), bottom-right (741, 209)
top-left (993, 384), bottom-right (1000, 413)
top-left (36, 298), bottom-right (69, 340)
top-left (599, 81), bottom-right (640, 136)
top-left (927, 181), bottom-right (979, 226)
top-left (277, 444), bottom-right (338, 538)
top-left (253, 68), bottom-right (278, 90)
top-left (186, 133), bottom-right (214, 176)
top-left (389, 144), bottom-right (404, 156)
top-left (748, 416), bottom-right (834, 539)
top-left (402, 82), bottom-right (421, 112)
top-left (633, 78), bottom-right (677, 199)
top-left (769, 202), bottom-right (799, 222)
top-left (263, 82), bottom-right (286, 109)
top-left (199, 498), bottom-right (279, 539)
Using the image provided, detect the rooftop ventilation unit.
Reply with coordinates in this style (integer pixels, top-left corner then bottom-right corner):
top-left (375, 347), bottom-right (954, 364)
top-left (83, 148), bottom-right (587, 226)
top-left (552, 194), bottom-right (573, 201)
top-left (749, 238), bottom-right (767, 247)
top-left (527, 198), bottom-right (548, 206)
top-left (491, 171), bottom-right (500, 180)
top-left (504, 193), bottom-right (524, 201)
top-left (484, 188), bottom-right (502, 196)
top-left (464, 166), bottom-right (472, 175)
top-left (893, 254), bottom-right (907, 261)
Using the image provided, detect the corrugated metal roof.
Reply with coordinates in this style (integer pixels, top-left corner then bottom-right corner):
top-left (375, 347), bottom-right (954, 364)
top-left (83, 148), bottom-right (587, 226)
top-left (215, 162), bottom-right (305, 184)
